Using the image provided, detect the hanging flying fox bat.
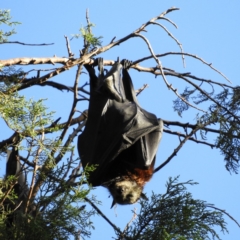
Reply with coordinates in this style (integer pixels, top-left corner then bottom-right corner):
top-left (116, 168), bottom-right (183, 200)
top-left (78, 59), bottom-right (163, 207)
top-left (5, 147), bottom-right (28, 227)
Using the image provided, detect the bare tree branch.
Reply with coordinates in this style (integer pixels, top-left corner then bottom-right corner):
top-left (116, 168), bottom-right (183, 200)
top-left (64, 35), bottom-right (74, 57)
top-left (0, 41), bottom-right (54, 46)
top-left (164, 128), bottom-right (216, 148)
top-left (132, 52), bottom-right (231, 83)
top-left (84, 197), bottom-right (122, 235)
top-left (154, 127), bottom-right (199, 173)
top-left (136, 84), bottom-right (149, 96)
top-left (134, 32), bottom-right (206, 113)
top-left (0, 57), bottom-right (70, 66)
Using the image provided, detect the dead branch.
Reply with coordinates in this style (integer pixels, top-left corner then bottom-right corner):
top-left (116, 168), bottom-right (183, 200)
top-left (150, 22), bottom-right (185, 66)
top-left (159, 16), bottom-right (178, 28)
top-left (154, 127), bottom-right (199, 173)
top-left (64, 35), bottom-right (74, 57)
top-left (134, 32), bottom-right (206, 113)
top-left (164, 129), bottom-right (216, 148)
top-left (57, 63), bottom-right (83, 143)
top-left (132, 52), bottom-right (231, 83)
top-left (163, 119), bottom-right (221, 134)
top-left (136, 84), bottom-right (149, 96)
top-left (155, 115), bottom-right (220, 173)
top-left (3, 7), bottom-right (181, 93)
top-left (0, 57), bottom-right (70, 66)
top-left (36, 81), bottom-right (90, 95)
top-left (0, 41), bottom-right (54, 46)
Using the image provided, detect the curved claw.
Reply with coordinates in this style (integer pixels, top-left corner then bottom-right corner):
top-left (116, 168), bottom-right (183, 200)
top-left (121, 59), bottom-right (132, 69)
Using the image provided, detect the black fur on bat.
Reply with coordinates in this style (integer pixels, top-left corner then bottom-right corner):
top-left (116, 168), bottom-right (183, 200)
top-left (78, 58), bottom-right (163, 207)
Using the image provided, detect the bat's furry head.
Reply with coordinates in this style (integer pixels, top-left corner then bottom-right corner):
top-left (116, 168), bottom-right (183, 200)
top-left (104, 167), bottom-right (152, 208)
top-left (108, 180), bottom-right (144, 207)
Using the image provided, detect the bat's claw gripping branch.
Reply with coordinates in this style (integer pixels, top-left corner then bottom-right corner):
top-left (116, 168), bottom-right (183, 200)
top-left (121, 59), bottom-right (133, 70)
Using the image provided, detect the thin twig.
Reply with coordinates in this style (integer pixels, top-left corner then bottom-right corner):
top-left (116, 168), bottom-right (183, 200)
top-left (0, 41), bottom-right (54, 46)
top-left (132, 52), bottom-right (231, 83)
top-left (159, 16), bottom-right (178, 28)
top-left (25, 130), bottom-right (44, 213)
top-left (164, 129), bottom-right (216, 148)
top-left (135, 32), bottom-right (206, 113)
top-left (154, 127), bottom-right (199, 173)
top-left (58, 63), bottom-right (83, 143)
top-left (123, 208), bottom-right (138, 234)
top-left (84, 197), bottom-right (122, 234)
top-left (150, 21), bottom-right (185, 66)
top-left (206, 204), bottom-right (240, 228)
top-left (136, 84), bottom-right (149, 96)
top-left (31, 120), bottom-right (86, 201)
top-left (64, 35), bottom-right (74, 57)
top-left (0, 180), bottom-right (17, 206)
top-left (162, 119), bottom-right (221, 134)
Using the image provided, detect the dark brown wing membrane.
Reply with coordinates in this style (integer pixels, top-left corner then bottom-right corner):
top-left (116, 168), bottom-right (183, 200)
top-left (78, 59), bottom-right (163, 186)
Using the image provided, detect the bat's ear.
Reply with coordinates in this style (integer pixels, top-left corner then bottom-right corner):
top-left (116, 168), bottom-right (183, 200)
top-left (110, 199), bottom-right (116, 209)
top-left (140, 193), bottom-right (148, 201)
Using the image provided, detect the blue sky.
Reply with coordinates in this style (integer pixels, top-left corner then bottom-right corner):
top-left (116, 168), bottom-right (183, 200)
top-left (1, 1), bottom-right (240, 239)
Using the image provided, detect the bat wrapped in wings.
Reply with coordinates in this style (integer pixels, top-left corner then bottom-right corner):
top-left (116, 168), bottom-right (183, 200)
top-left (5, 147), bottom-right (28, 227)
top-left (78, 59), bottom-right (163, 207)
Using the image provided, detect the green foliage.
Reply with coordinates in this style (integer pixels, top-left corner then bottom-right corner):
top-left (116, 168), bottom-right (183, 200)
top-left (0, 88), bottom-right (95, 239)
top-left (120, 177), bottom-right (228, 240)
top-left (0, 92), bottom-right (53, 133)
top-left (197, 88), bottom-right (240, 173)
top-left (173, 85), bottom-right (240, 173)
top-left (0, 155), bottom-right (95, 240)
top-left (0, 9), bottom-right (20, 42)
top-left (213, 87), bottom-right (240, 172)
top-left (72, 22), bottom-right (102, 50)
